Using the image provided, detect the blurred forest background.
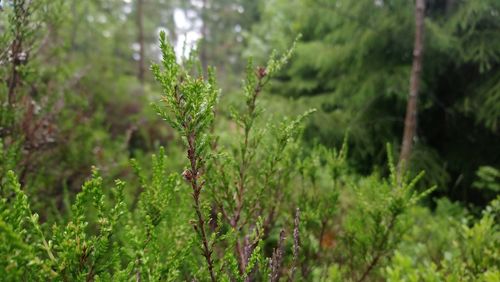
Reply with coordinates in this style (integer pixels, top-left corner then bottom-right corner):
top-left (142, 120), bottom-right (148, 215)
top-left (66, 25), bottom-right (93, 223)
top-left (1, 0), bottom-right (499, 280)
top-left (1, 0), bottom-right (498, 209)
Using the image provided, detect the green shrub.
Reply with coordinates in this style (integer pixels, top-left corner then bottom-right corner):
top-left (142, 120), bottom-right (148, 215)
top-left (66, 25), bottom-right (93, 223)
top-left (0, 31), bottom-right (498, 282)
top-left (385, 197), bottom-right (500, 281)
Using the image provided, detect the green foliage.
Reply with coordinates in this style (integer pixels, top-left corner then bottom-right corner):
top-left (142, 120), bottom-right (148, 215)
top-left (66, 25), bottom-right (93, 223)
top-left (473, 166), bottom-right (500, 193)
top-left (0, 147), bottom-right (193, 281)
top-left (0, 0), bottom-right (137, 218)
top-left (152, 31), bottom-right (314, 280)
top-left (385, 196), bottom-right (500, 281)
top-left (0, 3), bottom-right (499, 281)
top-left (306, 145), bottom-right (436, 281)
top-left (248, 0), bottom-right (500, 204)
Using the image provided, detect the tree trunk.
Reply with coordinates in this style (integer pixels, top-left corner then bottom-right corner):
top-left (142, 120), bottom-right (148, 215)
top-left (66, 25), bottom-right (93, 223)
top-left (137, 0), bottom-right (145, 84)
top-left (7, 38), bottom-right (22, 107)
top-left (446, 0), bottom-right (455, 15)
top-left (200, 0), bottom-right (208, 73)
top-left (7, 0), bottom-right (28, 108)
top-left (398, 0), bottom-right (425, 175)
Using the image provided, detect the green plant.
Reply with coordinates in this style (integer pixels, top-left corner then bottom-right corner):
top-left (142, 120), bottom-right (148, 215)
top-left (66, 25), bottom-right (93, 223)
top-left (385, 196), bottom-right (500, 281)
top-left (473, 166), bottom-right (500, 193)
top-left (1, 28), bottom-right (497, 282)
top-left (152, 31), bottom-right (314, 281)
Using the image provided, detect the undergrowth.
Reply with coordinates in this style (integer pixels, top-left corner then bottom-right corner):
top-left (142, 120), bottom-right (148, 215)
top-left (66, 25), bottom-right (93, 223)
top-left (0, 31), bottom-right (498, 281)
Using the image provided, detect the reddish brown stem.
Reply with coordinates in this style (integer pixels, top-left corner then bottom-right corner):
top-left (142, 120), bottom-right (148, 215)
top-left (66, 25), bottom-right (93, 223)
top-left (357, 214), bottom-right (397, 282)
top-left (7, 0), bottom-right (29, 107)
top-left (186, 133), bottom-right (217, 282)
top-left (229, 70), bottom-right (266, 275)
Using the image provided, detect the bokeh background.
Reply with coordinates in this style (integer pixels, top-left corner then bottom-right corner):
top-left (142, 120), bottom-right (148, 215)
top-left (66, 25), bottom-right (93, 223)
top-left (0, 0), bottom-right (498, 212)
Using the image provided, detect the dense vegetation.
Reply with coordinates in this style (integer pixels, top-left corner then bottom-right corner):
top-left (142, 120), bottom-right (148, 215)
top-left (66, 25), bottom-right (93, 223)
top-left (0, 0), bottom-right (498, 281)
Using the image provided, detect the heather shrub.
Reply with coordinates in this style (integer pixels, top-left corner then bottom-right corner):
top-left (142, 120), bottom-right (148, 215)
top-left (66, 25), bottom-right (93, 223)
top-left (0, 30), bottom-right (498, 282)
top-left (385, 197), bottom-right (500, 281)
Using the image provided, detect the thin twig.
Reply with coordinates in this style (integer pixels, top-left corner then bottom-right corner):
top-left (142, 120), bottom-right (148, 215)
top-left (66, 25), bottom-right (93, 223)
top-left (289, 208), bottom-right (301, 281)
top-left (269, 230), bottom-right (286, 282)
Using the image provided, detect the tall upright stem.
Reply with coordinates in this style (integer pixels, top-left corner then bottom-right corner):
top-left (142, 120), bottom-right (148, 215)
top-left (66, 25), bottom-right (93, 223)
top-left (136, 0), bottom-right (145, 84)
top-left (186, 133), bottom-right (217, 282)
top-left (7, 0), bottom-right (27, 108)
top-left (399, 0), bottom-right (425, 175)
top-left (200, 0), bottom-right (208, 73)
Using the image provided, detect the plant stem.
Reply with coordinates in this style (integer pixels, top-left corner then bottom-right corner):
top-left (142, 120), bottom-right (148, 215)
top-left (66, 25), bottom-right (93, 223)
top-left (357, 214), bottom-right (397, 282)
top-left (230, 69), bottom-right (266, 274)
top-left (186, 133), bottom-right (217, 282)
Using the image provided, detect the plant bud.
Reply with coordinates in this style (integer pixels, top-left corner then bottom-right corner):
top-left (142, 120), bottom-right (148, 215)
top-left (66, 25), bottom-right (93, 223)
top-left (257, 66), bottom-right (267, 79)
top-left (182, 169), bottom-right (193, 182)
